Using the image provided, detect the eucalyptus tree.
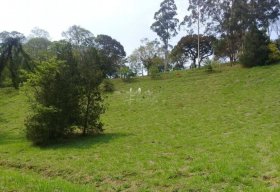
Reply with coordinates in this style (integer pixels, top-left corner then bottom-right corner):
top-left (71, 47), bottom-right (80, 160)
top-left (0, 31), bottom-right (32, 88)
top-left (151, 0), bottom-right (179, 71)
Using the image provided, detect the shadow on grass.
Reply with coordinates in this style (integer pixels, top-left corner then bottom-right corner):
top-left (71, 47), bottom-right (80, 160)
top-left (40, 132), bottom-right (129, 150)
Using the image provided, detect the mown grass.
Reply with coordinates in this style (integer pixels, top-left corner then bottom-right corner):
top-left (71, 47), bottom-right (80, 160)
top-left (0, 64), bottom-right (280, 191)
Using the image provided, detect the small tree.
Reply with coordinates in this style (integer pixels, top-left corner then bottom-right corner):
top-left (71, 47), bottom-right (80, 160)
top-left (25, 47), bottom-right (105, 145)
top-left (240, 25), bottom-right (269, 67)
top-left (25, 59), bottom-right (81, 145)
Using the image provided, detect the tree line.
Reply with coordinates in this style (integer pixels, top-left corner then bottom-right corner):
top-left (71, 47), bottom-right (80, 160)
top-left (129, 0), bottom-right (280, 76)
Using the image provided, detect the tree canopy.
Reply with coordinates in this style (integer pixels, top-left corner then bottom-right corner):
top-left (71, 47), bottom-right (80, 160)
top-left (172, 35), bottom-right (215, 68)
top-left (62, 25), bottom-right (95, 47)
top-left (95, 34), bottom-right (126, 77)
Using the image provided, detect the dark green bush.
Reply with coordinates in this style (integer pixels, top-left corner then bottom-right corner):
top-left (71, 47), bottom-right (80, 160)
top-left (25, 48), bottom-right (105, 145)
top-left (24, 59), bottom-right (80, 145)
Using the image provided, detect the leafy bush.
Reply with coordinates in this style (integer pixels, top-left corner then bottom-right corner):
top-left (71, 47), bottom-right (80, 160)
top-left (149, 65), bottom-right (161, 79)
top-left (203, 59), bottom-right (221, 73)
top-left (268, 43), bottom-right (280, 64)
top-left (240, 25), bottom-right (269, 67)
top-left (101, 79), bottom-right (115, 93)
top-left (24, 59), bottom-right (80, 145)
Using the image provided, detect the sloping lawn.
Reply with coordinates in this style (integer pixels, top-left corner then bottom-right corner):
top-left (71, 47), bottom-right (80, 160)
top-left (0, 64), bottom-right (279, 191)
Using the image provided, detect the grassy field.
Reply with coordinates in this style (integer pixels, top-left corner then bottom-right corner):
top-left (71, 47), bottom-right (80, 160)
top-left (0, 64), bottom-right (280, 191)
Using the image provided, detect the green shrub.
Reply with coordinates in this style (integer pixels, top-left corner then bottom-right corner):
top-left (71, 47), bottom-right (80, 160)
top-left (268, 43), bottom-right (280, 64)
top-left (149, 65), bottom-right (161, 79)
top-left (24, 59), bottom-right (80, 145)
top-left (203, 59), bottom-right (221, 73)
top-left (203, 59), bottom-right (214, 73)
top-left (101, 79), bottom-right (115, 93)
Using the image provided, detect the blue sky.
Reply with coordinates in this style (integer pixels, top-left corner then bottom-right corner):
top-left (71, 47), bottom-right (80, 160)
top-left (0, 0), bottom-right (188, 55)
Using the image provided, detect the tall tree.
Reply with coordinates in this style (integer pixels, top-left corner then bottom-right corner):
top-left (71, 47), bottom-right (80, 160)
top-left (0, 31), bottom-right (32, 88)
top-left (151, 0), bottom-right (179, 71)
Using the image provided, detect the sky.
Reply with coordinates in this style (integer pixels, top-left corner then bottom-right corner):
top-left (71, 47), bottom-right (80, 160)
top-left (0, 0), bottom-right (189, 55)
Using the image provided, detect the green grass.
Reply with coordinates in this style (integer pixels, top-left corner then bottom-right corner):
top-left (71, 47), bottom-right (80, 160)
top-left (0, 64), bottom-right (280, 191)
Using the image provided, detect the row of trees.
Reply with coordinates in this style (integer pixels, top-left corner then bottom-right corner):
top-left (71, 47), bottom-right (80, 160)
top-left (0, 26), bottom-right (128, 145)
top-left (0, 26), bottom-right (127, 88)
top-left (128, 0), bottom-right (280, 75)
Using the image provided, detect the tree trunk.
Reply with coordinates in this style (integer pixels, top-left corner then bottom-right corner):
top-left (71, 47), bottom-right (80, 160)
top-left (164, 42), bottom-right (169, 71)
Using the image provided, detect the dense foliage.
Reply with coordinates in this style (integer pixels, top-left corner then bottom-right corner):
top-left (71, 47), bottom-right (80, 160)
top-left (171, 35), bottom-right (215, 68)
top-left (240, 26), bottom-right (269, 67)
top-left (25, 47), bottom-right (105, 145)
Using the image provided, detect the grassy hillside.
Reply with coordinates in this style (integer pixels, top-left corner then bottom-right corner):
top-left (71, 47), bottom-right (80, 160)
top-left (0, 65), bottom-right (279, 191)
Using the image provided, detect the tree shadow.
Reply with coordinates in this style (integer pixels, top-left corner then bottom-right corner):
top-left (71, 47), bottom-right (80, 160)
top-left (39, 132), bottom-right (130, 150)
